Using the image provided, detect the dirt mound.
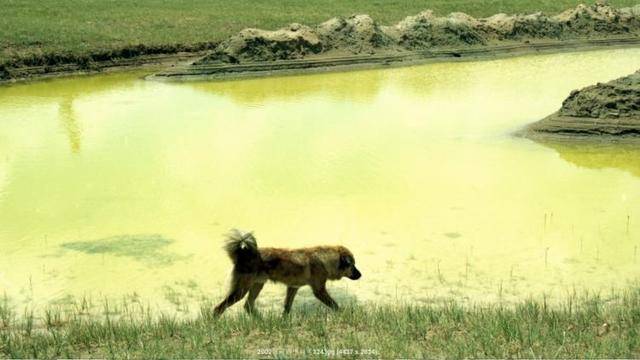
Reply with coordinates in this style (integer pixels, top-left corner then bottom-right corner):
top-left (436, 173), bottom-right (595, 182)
top-left (479, 2), bottom-right (640, 40)
top-left (560, 70), bottom-right (640, 119)
top-left (621, 4), bottom-right (640, 16)
top-left (552, 2), bottom-right (640, 35)
top-left (316, 15), bottom-right (394, 54)
top-left (525, 70), bottom-right (640, 136)
top-left (199, 2), bottom-right (640, 64)
top-left (480, 12), bottom-right (561, 39)
top-left (200, 23), bottom-right (322, 63)
top-left (387, 11), bottom-right (486, 49)
top-left (198, 14), bottom-right (391, 63)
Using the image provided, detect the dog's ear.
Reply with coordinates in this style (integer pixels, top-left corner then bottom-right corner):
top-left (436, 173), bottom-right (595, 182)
top-left (339, 254), bottom-right (351, 269)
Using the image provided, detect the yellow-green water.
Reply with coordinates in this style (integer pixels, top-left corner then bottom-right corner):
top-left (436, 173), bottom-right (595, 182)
top-left (1, 48), bottom-right (640, 314)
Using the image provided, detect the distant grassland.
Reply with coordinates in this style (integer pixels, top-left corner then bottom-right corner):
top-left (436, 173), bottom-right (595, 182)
top-left (1, 289), bottom-right (640, 358)
top-left (2, 0), bottom-right (639, 65)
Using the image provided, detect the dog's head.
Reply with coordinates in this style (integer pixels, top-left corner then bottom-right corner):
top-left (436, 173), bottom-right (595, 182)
top-left (338, 249), bottom-right (361, 280)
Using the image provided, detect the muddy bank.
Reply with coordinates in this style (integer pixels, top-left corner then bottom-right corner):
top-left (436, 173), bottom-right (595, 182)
top-left (152, 38), bottom-right (640, 82)
top-left (0, 42), bottom-right (218, 83)
top-left (524, 69), bottom-right (640, 137)
top-left (195, 2), bottom-right (640, 65)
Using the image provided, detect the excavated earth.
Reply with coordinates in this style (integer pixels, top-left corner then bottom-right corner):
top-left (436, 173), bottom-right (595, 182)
top-left (176, 2), bottom-right (640, 138)
top-left (193, 2), bottom-right (640, 65)
top-left (524, 69), bottom-right (640, 137)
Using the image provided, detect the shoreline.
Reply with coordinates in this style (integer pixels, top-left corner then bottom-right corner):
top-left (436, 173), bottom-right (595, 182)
top-left (3, 2), bottom-right (640, 85)
top-left (0, 51), bottom-right (209, 86)
top-left (149, 36), bottom-right (640, 82)
top-left (1, 36), bottom-right (639, 86)
top-left (519, 112), bottom-right (640, 140)
top-left (170, 2), bottom-right (640, 83)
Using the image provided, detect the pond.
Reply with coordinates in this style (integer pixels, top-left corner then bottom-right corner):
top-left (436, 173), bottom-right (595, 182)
top-left (1, 48), bottom-right (640, 314)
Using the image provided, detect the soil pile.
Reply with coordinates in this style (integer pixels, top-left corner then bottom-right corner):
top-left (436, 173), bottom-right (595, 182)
top-left (316, 15), bottom-right (394, 54)
top-left (385, 11), bottom-right (486, 48)
top-left (526, 70), bottom-right (640, 136)
top-left (480, 12), bottom-right (561, 39)
top-left (198, 2), bottom-right (640, 64)
top-left (198, 15), bottom-right (393, 64)
top-left (206, 24), bottom-right (323, 63)
top-left (561, 70), bottom-right (640, 119)
top-left (552, 3), bottom-right (640, 35)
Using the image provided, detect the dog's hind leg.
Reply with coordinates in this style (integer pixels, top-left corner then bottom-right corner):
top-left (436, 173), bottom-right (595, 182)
top-left (214, 275), bottom-right (251, 317)
top-left (243, 282), bottom-right (265, 314)
top-left (283, 287), bottom-right (299, 315)
top-left (311, 283), bottom-right (339, 311)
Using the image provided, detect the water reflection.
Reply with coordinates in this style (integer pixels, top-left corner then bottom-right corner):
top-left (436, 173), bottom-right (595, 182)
top-left (533, 138), bottom-right (640, 179)
top-left (58, 99), bottom-right (82, 153)
top-left (186, 69), bottom-right (384, 105)
top-left (0, 72), bottom-right (138, 155)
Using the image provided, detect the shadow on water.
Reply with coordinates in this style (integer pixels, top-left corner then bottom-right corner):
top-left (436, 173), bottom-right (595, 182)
top-left (60, 234), bottom-right (190, 266)
top-left (532, 137), bottom-right (640, 179)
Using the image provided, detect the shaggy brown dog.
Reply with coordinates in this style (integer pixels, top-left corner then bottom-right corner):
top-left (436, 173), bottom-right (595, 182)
top-left (214, 229), bottom-right (361, 316)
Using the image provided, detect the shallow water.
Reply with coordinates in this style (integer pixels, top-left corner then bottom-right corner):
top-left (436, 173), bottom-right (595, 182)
top-left (1, 48), bottom-right (640, 314)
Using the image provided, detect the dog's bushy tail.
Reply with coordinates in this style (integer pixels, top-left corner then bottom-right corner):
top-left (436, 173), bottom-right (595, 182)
top-left (224, 229), bottom-right (261, 273)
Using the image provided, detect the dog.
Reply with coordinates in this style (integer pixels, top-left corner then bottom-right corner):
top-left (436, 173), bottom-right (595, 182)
top-left (213, 229), bottom-right (361, 316)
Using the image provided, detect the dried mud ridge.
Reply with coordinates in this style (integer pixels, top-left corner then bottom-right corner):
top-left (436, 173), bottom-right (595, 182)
top-left (524, 69), bottom-right (640, 137)
top-left (196, 2), bottom-right (640, 65)
top-left (152, 2), bottom-right (640, 80)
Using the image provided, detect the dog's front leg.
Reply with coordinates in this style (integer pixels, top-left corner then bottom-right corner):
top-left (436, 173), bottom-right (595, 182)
top-left (311, 284), bottom-right (339, 310)
top-left (283, 286), bottom-right (299, 315)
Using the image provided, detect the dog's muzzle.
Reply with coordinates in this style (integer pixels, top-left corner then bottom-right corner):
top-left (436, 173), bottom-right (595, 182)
top-left (349, 267), bottom-right (362, 280)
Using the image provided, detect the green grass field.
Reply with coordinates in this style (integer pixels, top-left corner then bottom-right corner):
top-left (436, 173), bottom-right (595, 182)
top-left (1, 290), bottom-right (640, 358)
top-left (1, 0), bottom-right (639, 65)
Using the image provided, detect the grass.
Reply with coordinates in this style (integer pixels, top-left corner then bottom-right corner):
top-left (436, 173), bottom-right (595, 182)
top-left (2, 0), bottom-right (639, 67)
top-left (1, 289), bottom-right (640, 358)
